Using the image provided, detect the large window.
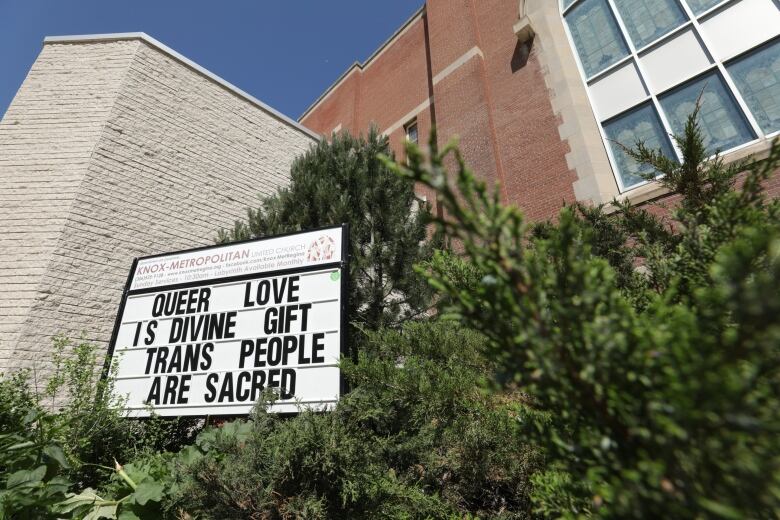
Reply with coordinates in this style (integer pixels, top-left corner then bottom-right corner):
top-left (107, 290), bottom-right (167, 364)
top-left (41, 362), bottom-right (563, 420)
top-left (566, 0), bottom-right (629, 77)
top-left (562, 0), bottom-right (780, 192)
top-left (613, 0), bottom-right (688, 49)
top-left (727, 39), bottom-right (780, 134)
top-left (686, 0), bottom-right (726, 14)
top-left (660, 72), bottom-right (755, 153)
top-left (604, 103), bottom-right (677, 187)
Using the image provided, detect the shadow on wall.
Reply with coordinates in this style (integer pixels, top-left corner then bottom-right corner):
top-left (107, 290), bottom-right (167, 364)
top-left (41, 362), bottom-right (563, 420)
top-left (511, 37), bottom-right (533, 73)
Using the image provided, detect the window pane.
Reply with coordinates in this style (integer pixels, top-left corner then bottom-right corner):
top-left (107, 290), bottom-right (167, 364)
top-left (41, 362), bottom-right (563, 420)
top-left (726, 40), bottom-right (780, 135)
top-left (406, 123), bottom-right (418, 144)
top-left (562, 0), bottom-right (578, 9)
top-left (604, 103), bottom-right (676, 189)
top-left (660, 72), bottom-right (755, 153)
top-left (613, 0), bottom-right (688, 49)
top-left (565, 0), bottom-right (630, 77)
top-left (685, 0), bottom-right (723, 15)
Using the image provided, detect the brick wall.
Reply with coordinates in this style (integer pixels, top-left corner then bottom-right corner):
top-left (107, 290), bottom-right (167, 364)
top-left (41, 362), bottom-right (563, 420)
top-left (0, 36), bottom-right (315, 375)
top-left (425, 0), bottom-right (503, 197)
top-left (302, 68), bottom-right (362, 137)
top-left (300, 0), bottom-right (578, 220)
top-left (360, 17), bottom-right (430, 134)
top-left (474, 0), bottom-right (577, 220)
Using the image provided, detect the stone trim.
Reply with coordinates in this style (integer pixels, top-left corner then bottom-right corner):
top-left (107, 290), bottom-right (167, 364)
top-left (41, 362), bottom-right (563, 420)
top-left (520, 0), bottom-right (619, 205)
top-left (513, 16), bottom-right (534, 44)
top-left (432, 46), bottom-right (484, 85)
top-left (382, 97), bottom-right (433, 137)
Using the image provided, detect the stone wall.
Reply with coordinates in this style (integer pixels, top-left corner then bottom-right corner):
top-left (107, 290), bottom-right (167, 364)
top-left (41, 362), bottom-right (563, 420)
top-left (0, 34), bottom-right (316, 375)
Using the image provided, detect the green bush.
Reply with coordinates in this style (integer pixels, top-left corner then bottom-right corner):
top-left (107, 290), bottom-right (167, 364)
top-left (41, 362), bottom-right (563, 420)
top-left (219, 128), bottom-right (438, 331)
top-left (387, 111), bottom-right (780, 518)
top-left (166, 322), bottom-right (539, 519)
top-left (2, 325), bottom-right (539, 519)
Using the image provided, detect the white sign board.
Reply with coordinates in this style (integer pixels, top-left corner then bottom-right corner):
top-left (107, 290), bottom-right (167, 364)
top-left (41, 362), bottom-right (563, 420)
top-left (108, 225), bottom-right (347, 417)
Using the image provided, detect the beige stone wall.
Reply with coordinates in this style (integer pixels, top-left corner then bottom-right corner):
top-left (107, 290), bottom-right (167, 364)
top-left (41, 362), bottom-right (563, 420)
top-left (0, 36), bottom-right (315, 375)
top-left (521, 0), bottom-right (618, 205)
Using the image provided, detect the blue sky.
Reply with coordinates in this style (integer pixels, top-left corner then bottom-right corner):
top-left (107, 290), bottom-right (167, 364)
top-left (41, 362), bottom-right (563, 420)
top-left (0, 0), bottom-right (422, 120)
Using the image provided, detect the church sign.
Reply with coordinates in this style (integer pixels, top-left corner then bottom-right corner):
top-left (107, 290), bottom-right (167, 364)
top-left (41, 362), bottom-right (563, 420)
top-left (107, 225), bottom-right (348, 417)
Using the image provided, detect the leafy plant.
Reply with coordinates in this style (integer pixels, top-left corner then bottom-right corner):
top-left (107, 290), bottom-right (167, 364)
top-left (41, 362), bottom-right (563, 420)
top-left (0, 409), bottom-right (71, 519)
top-left (4, 108), bottom-right (778, 519)
top-left (0, 338), bottom-right (200, 518)
top-left (58, 457), bottom-right (174, 520)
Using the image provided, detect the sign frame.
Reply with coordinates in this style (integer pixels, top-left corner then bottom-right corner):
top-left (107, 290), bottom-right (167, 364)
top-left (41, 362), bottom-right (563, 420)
top-left (103, 223), bottom-right (350, 418)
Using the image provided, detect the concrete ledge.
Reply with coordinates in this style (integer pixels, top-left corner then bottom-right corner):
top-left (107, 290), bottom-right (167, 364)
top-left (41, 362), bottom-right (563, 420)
top-left (606, 137), bottom-right (778, 211)
top-left (611, 182), bottom-right (670, 209)
top-left (43, 32), bottom-right (321, 141)
top-left (513, 16), bottom-right (534, 43)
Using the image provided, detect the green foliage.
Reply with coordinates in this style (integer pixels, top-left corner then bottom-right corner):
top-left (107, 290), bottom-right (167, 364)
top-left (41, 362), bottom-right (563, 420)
top-left (0, 370), bottom-right (37, 429)
top-left (0, 409), bottom-right (71, 519)
top-left (419, 249), bottom-right (485, 316)
top-left (0, 338), bottom-right (199, 519)
top-left (218, 128), bottom-right (438, 330)
top-left (166, 322), bottom-right (539, 519)
top-left (58, 456), bottom-right (176, 520)
top-left (625, 102), bottom-right (745, 216)
top-left (42, 338), bottom-right (198, 488)
top-left (388, 117), bottom-right (780, 518)
top-left (1, 326), bottom-right (538, 519)
top-left (603, 101), bottom-right (780, 304)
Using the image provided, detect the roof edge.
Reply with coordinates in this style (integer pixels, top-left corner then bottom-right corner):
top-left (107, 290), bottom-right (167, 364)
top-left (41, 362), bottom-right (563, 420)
top-left (44, 32), bottom-right (321, 140)
top-left (298, 4), bottom-right (426, 122)
top-left (298, 62), bottom-right (363, 124)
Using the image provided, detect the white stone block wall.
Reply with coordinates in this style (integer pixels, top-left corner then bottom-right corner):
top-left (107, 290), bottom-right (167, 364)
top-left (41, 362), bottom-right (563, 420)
top-left (0, 35), bottom-right (316, 376)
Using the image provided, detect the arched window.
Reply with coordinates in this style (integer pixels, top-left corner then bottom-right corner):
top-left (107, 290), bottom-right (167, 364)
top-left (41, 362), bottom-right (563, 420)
top-left (560, 0), bottom-right (780, 192)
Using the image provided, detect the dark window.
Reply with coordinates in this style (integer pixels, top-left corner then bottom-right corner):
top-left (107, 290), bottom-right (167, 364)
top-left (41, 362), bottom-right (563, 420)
top-left (405, 120), bottom-right (419, 144)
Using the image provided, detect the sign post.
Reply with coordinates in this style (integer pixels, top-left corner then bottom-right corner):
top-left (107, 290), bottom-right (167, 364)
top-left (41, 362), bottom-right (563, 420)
top-left (106, 225), bottom-right (348, 417)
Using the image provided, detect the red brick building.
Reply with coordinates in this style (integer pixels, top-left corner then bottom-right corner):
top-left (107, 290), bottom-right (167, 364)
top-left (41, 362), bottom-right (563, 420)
top-left (300, 0), bottom-right (780, 220)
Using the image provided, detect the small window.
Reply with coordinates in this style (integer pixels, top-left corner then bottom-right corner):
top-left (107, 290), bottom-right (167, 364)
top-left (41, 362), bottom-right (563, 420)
top-left (405, 120), bottom-right (419, 144)
top-left (659, 72), bottom-right (755, 154)
top-left (726, 39), bottom-right (780, 135)
top-left (603, 103), bottom-right (677, 189)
